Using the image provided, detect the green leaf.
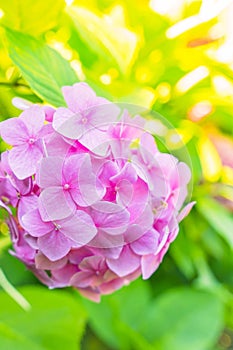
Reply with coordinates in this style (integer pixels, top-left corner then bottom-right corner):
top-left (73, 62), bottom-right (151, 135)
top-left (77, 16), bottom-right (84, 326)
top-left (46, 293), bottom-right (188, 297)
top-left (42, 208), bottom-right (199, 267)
top-left (139, 288), bottom-right (224, 350)
top-left (0, 322), bottom-right (45, 350)
top-left (82, 280), bottom-right (223, 350)
top-left (81, 279), bottom-right (151, 350)
top-left (196, 197), bottom-right (233, 249)
top-left (66, 5), bottom-right (138, 73)
top-left (0, 0), bottom-right (64, 36)
top-left (0, 286), bottom-right (87, 350)
top-left (4, 28), bottom-right (78, 106)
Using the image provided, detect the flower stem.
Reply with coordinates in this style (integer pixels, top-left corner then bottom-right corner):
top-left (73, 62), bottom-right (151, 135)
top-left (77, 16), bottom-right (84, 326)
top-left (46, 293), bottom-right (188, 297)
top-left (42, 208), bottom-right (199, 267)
top-left (0, 268), bottom-right (31, 311)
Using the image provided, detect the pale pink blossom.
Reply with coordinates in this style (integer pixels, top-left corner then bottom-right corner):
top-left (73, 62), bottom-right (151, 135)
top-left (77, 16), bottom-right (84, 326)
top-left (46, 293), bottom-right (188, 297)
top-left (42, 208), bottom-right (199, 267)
top-left (0, 83), bottom-right (194, 301)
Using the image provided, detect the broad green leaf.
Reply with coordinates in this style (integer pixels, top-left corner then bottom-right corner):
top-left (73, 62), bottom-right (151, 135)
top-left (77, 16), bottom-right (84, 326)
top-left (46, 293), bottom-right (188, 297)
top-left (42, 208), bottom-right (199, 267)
top-left (4, 28), bottom-right (78, 106)
top-left (197, 197), bottom-right (233, 249)
top-left (82, 281), bottom-right (223, 350)
top-left (66, 5), bottom-right (139, 73)
top-left (0, 322), bottom-right (45, 350)
top-left (81, 279), bottom-right (151, 350)
top-left (0, 0), bottom-right (64, 36)
top-left (139, 288), bottom-right (224, 350)
top-left (0, 286), bottom-right (87, 350)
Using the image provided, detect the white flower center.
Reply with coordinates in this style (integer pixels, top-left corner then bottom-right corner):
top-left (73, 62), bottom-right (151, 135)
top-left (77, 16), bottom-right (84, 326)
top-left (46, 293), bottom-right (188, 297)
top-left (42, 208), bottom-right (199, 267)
top-left (28, 138), bottom-right (35, 144)
top-left (63, 183), bottom-right (70, 190)
top-left (81, 117), bottom-right (88, 124)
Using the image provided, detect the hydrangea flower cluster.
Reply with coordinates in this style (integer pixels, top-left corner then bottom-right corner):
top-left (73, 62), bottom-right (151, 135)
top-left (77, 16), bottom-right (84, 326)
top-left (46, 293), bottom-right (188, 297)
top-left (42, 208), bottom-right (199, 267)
top-left (0, 83), bottom-right (193, 301)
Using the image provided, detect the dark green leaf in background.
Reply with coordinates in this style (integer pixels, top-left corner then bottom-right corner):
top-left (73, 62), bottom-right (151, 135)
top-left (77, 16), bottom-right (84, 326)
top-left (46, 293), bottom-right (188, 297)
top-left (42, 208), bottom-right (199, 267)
top-left (81, 280), bottom-right (224, 350)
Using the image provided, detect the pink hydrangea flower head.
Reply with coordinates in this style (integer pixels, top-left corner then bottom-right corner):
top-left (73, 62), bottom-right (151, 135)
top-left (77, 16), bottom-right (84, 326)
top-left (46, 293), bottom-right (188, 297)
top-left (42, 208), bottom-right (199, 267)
top-left (0, 83), bottom-right (194, 302)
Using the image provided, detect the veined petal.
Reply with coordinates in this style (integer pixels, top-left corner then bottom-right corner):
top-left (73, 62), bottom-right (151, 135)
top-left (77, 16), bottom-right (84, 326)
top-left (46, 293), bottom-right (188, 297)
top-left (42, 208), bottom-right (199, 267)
top-left (79, 128), bottom-right (111, 156)
top-left (39, 187), bottom-right (76, 221)
top-left (88, 229), bottom-right (124, 249)
top-left (9, 144), bottom-right (43, 179)
top-left (91, 201), bottom-right (130, 235)
top-left (52, 107), bottom-right (74, 134)
top-left (98, 160), bottom-right (118, 186)
top-left (37, 156), bottom-right (63, 188)
top-left (130, 229), bottom-right (159, 255)
top-left (35, 252), bottom-right (67, 270)
top-left (19, 106), bottom-right (45, 135)
top-left (177, 201), bottom-right (195, 223)
top-left (141, 254), bottom-right (160, 280)
top-left (70, 271), bottom-right (93, 288)
top-left (22, 209), bottom-right (53, 237)
top-left (62, 83), bottom-right (97, 112)
top-left (60, 210), bottom-right (97, 245)
top-left (0, 118), bottom-right (28, 145)
top-left (88, 102), bottom-right (120, 128)
top-left (77, 154), bottom-right (105, 206)
top-left (18, 195), bottom-right (38, 226)
top-left (54, 110), bottom-right (86, 139)
top-left (110, 162), bottom-right (137, 184)
top-left (107, 245), bottom-right (140, 277)
top-left (38, 230), bottom-right (72, 261)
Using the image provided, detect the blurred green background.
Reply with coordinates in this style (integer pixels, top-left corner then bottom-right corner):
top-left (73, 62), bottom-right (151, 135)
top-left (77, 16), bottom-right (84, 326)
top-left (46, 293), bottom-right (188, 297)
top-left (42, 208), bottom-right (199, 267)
top-left (0, 0), bottom-right (233, 349)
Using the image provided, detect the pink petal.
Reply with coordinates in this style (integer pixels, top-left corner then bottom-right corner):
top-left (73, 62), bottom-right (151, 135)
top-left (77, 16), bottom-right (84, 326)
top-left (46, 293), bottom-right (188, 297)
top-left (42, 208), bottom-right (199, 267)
top-left (0, 118), bottom-right (28, 145)
top-left (38, 230), bottom-right (72, 261)
top-left (70, 271), bottom-right (93, 288)
top-left (37, 157), bottom-right (63, 188)
top-left (100, 278), bottom-right (124, 295)
top-left (124, 225), bottom-right (144, 244)
top-left (52, 264), bottom-right (78, 285)
top-left (19, 106), bottom-right (45, 135)
top-left (54, 112), bottom-right (86, 140)
top-left (12, 97), bottom-right (33, 110)
top-left (91, 201), bottom-right (130, 235)
top-left (177, 201), bottom-right (196, 223)
top-left (140, 132), bottom-right (158, 163)
top-left (127, 178), bottom-right (150, 222)
top-left (43, 106), bottom-right (55, 122)
top-left (141, 254), bottom-right (160, 279)
top-left (63, 153), bottom-right (84, 184)
top-left (78, 287), bottom-right (101, 302)
top-left (46, 131), bottom-right (71, 157)
top-left (91, 246), bottom-right (123, 259)
top-left (110, 162), bottom-right (137, 185)
top-left (79, 255), bottom-right (105, 271)
top-left (107, 245), bottom-right (140, 277)
top-left (22, 209), bottom-right (53, 237)
top-left (132, 204), bottom-right (154, 232)
top-left (88, 102), bottom-right (120, 128)
top-left (77, 154), bottom-right (105, 206)
top-left (88, 229), bottom-right (124, 249)
top-left (35, 252), bottom-right (67, 270)
top-left (14, 176), bottom-right (32, 196)
top-left (177, 162), bottom-right (192, 186)
top-left (62, 83), bottom-right (97, 112)
top-left (9, 144), bottom-right (43, 179)
top-left (130, 229), bottom-right (159, 255)
top-left (79, 128), bottom-right (111, 156)
top-left (38, 187), bottom-right (76, 221)
top-left (60, 210), bottom-right (97, 245)
top-left (98, 161), bottom-right (118, 186)
top-left (17, 195), bottom-right (38, 226)
top-left (52, 107), bottom-right (74, 134)
top-left (116, 180), bottom-right (134, 208)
